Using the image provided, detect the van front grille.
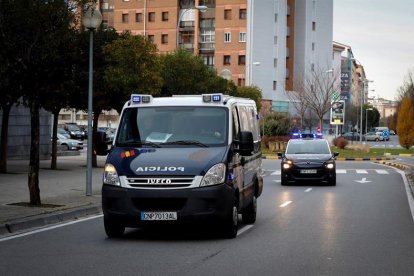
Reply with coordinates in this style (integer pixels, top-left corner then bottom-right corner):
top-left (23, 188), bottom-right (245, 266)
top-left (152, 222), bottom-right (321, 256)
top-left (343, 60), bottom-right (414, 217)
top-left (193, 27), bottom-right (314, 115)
top-left (125, 176), bottom-right (195, 188)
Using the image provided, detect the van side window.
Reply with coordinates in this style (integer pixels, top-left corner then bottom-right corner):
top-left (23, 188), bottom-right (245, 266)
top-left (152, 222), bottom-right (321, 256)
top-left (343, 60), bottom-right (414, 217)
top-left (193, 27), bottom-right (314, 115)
top-left (232, 106), bottom-right (240, 141)
top-left (238, 106), bottom-right (250, 132)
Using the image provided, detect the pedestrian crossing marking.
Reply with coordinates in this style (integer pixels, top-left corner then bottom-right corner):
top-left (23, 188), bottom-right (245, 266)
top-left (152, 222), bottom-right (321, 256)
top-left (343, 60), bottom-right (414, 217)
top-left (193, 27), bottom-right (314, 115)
top-left (356, 170), bottom-right (368, 174)
top-left (267, 169), bottom-right (390, 176)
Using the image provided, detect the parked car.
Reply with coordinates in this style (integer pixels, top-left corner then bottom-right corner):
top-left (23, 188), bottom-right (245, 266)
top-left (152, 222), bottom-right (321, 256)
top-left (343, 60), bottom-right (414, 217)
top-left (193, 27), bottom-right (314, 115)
top-left (364, 131), bottom-right (383, 141)
top-left (57, 128), bottom-right (71, 139)
top-left (389, 130), bottom-right (396, 135)
top-left (277, 138), bottom-right (338, 186)
top-left (56, 133), bottom-right (84, 150)
top-left (64, 123), bottom-right (85, 140)
top-left (341, 132), bottom-right (361, 141)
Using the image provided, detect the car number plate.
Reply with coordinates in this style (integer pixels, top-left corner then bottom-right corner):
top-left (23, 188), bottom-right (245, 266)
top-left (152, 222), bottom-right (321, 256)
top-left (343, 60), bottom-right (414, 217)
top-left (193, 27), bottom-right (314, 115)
top-left (141, 212), bottom-right (177, 221)
top-left (300, 169), bottom-right (317, 174)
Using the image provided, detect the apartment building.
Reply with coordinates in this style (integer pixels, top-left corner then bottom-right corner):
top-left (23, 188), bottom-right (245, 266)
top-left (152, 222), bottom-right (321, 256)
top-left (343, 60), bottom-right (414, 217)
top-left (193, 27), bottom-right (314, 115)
top-left (100, 0), bottom-right (333, 114)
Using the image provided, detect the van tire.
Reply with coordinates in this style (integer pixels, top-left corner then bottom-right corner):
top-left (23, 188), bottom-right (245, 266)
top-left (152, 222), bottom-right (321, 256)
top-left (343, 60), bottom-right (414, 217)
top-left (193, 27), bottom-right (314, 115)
top-left (104, 218), bottom-right (125, 238)
top-left (222, 202), bottom-right (238, 239)
top-left (242, 195), bottom-right (257, 224)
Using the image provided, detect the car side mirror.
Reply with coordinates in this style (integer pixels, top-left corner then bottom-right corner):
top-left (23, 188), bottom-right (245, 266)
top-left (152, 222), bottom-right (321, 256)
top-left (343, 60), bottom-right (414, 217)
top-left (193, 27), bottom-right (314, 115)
top-left (238, 131), bottom-right (254, 156)
top-left (277, 152), bottom-right (284, 158)
top-left (333, 152), bottom-right (339, 157)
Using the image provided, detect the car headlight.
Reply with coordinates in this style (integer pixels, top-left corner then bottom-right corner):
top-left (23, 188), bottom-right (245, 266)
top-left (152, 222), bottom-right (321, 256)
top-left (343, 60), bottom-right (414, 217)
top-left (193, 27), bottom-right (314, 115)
top-left (326, 162), bottom-right (335, 169)
top-left (200, 163), bottom-right (226, 187)
top-left (103, 164), bottom-right (120, 186)
top-left (282, 160), bottom-right (292, 169)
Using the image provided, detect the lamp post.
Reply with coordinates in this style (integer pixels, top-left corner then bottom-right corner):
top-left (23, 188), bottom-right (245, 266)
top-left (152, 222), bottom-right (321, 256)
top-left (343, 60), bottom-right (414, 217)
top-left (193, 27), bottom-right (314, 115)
top-left (365, 108), bottom-right (373, 139)
top-left (359, 79), bottom-right (373, 142)
top-left (82, 6), bottom-right (102, 196)
top-left (176, 5), bottom-right (208, 48)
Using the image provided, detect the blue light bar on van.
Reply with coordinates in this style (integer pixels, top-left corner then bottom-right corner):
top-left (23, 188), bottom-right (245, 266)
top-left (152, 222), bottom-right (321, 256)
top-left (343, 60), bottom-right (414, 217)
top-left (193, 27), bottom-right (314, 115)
top-left (202, 94), bottom-right (223, 103)
top-left (131, 94), bottom-right (152, 104)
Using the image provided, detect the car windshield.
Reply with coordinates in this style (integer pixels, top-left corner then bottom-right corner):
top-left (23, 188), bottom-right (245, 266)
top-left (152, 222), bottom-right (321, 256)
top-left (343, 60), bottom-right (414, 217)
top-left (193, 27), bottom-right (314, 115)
top-left (286, 140), bottom-right (331, 154)
top-left (116, 106), bottom-right (228, 147)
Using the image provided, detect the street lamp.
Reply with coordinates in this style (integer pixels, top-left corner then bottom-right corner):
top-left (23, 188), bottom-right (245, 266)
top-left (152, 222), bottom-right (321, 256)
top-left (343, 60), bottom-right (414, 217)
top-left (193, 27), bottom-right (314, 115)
top-left (176, 5), bottom-right (208, 48)
top-left (359, 79), bottom-right (373, 142)
top-left (365, 108), bottom-right (373, 139)
top-left (82, 6), bottom-right (102, 196)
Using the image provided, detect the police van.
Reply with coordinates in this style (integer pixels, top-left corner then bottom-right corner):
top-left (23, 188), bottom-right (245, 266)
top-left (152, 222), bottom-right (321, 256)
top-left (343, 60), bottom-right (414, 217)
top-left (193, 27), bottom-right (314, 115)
top-left (100, 93), bottom-right (263, 238)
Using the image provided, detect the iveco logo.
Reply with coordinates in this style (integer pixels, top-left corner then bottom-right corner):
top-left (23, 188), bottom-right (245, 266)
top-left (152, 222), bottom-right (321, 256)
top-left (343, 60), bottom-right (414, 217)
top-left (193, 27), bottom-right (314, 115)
top-left (147, 178), bottom-right (172, 184)
top-left (136, 166), bottom-right (185, 172)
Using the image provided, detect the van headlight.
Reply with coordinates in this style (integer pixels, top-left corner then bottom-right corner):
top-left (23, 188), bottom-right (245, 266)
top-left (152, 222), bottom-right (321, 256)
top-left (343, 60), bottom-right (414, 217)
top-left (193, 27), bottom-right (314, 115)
top-left (103, 164), bottom-right (120, 186)
top-left (200, 163), bottom-right (226, 187)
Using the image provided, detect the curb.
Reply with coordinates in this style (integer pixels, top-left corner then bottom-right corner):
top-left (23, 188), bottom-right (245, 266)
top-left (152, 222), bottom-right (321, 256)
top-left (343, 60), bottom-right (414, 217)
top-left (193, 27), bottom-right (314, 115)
top-left (378, 160), bottom-right (414, 198)
top-left (0, 205), bottom-right (102, 237)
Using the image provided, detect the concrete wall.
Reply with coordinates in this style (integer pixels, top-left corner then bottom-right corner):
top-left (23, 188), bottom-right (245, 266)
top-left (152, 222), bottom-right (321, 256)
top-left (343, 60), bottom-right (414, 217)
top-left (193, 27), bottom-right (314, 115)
top-left (0, 105), bottom-right (52, 160)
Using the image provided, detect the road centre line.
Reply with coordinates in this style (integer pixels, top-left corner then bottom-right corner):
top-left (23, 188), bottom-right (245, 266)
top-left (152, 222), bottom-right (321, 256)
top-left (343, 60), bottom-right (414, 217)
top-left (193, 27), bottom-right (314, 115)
top-left (280, 201), bottom-right (292, 208)
top-left (237, 225), bottom-right (254, 236)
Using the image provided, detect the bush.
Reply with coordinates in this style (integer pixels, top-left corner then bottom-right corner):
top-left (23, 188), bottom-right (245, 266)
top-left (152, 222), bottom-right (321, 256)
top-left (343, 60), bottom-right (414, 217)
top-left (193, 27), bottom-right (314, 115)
top-left (333, 136), bottom-right (348, 149)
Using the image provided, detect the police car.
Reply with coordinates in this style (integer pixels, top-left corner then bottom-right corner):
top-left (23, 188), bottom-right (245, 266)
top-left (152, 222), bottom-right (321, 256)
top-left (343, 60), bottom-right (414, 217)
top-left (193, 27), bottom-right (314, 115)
top-left (99, 94), bottom-right (263, 239)
top-left (277, 137), bottom-right (338, 186)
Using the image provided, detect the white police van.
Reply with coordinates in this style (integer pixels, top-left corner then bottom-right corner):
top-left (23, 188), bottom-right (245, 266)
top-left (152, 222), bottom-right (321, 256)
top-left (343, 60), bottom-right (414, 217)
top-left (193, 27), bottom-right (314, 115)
top-left (100, 94), bottom-right (263, 238)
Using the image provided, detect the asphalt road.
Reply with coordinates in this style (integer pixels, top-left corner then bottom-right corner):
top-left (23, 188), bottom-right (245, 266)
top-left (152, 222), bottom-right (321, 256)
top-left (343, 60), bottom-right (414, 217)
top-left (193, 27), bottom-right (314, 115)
top-left (1, 160), bottom-right (414, 275)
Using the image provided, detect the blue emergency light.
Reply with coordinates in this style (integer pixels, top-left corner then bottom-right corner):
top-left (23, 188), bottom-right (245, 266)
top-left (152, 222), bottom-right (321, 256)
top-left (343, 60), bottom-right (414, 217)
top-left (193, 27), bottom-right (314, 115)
top-left (202, 94), bottom-right (223, 103)
top-left (131, 94), bottom-right (152, 104)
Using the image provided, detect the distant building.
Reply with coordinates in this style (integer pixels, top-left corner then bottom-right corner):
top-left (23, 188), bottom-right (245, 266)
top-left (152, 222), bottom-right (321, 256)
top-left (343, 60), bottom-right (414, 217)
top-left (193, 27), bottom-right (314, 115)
top-left (99, 0), bottom-right (334, 116)
top-left (367, 97), bottom-right (398, 119)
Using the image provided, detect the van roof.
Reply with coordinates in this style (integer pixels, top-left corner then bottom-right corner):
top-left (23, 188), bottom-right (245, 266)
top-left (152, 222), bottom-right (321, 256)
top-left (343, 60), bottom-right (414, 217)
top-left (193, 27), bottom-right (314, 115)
top-left (122, 94), bottom-right (257, 109)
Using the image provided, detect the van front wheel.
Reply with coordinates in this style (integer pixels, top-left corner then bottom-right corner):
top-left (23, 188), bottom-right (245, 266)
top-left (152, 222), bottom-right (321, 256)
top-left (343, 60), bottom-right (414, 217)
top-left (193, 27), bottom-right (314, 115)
top-left (222, 202), bottom-right (238, 239)
top-left (104, 217), bottom-right (125, 238)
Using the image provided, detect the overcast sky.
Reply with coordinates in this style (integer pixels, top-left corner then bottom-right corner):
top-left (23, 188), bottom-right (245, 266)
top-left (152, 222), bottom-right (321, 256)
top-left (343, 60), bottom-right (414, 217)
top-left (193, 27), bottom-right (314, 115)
top-left (333, 0), bottom-right (414, 101)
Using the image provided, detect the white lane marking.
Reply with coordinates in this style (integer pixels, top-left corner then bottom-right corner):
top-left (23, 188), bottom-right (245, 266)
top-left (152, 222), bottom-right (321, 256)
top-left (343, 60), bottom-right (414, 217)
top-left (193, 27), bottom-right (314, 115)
top-left (355, 178), bottom-right (371, 183)
top-left (273, 180), bottom-right (281, 183)
top-left (376, 170), bottom-right (389, 174)
top-left (271, 170), bottom-right (281, 175)
top-left (397, 170), bottom-right (414, 223)
top-left (305, 188), bottom-right (312, 192)
top-left (280, 201), bottom-right (292, 208)
top-left (0, 214), bottom-right (103, 242)
top-left (237, 225), bottom-right (254, 236)
top-left (356, 170), bottom-right (368, 174)
top-left (336, 169), bottom-right (347, 174)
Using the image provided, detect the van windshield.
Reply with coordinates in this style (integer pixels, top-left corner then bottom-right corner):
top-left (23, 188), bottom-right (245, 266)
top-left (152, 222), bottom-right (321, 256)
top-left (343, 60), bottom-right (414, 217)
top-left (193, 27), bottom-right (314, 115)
top-left (116, 106), bottom-right (228, 147)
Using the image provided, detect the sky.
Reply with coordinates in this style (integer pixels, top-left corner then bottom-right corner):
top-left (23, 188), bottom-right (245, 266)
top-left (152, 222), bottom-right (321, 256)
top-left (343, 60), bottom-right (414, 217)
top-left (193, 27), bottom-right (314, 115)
top-left (333, 0), bottom-right (414, 101)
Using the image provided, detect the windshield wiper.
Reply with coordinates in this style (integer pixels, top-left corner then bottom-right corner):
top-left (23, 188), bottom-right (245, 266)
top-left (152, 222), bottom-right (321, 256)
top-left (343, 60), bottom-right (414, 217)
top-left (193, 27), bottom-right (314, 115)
top-left (161, 140), bottom-right (209, 148)
top-left (119, 140), bottom-right (161, 148)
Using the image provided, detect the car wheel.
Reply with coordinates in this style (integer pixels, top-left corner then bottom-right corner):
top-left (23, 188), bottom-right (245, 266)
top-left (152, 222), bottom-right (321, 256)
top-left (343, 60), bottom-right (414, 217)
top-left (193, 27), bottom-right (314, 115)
top-left (104, 217), bottom-right (125, 238)
top-left (222, 200), bottom-right (238, 239)
top-left (281, 175), bottom-right (288, 186)
top-left (242, 195), bottom-right (257, 224)
top-left (375, 138), bottom-right (379, 141)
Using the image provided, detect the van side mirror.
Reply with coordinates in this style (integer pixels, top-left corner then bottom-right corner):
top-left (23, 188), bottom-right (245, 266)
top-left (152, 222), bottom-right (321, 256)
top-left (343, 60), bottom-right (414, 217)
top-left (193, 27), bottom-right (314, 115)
top-left (239, 131), bottom-right (254, 156)
top-left (95, 130), bottom-right (110, 155)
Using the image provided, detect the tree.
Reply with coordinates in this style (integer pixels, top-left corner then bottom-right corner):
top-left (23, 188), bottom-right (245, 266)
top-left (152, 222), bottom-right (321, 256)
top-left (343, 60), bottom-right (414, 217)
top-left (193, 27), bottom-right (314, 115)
top-left (261, 112), bottom-right (295, 136)
top-left (292, 66), bottom-right (340, 132)
top-left (0, 0), bottom-right (75, 204)
top-left (103, 32), bottom-right (162, 113)
top-left (397, 96), bottom-right (414, 149)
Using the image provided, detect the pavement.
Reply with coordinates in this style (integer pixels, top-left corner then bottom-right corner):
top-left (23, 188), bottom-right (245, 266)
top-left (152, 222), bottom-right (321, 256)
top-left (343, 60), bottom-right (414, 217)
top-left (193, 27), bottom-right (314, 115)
top-left (1, 151), bottom-right (413, 239)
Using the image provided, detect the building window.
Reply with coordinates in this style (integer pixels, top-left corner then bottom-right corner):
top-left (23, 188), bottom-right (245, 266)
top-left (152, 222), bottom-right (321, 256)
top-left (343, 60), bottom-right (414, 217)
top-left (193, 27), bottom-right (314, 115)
top-left (200, 30), bottom-right (215, 43)
top-left (148, 35), bottom-right (155, 42)
top-left (312, 21), bottom-right (316, 31)
top-left (274, 58), bottom-right (277, 67)
top-left (238, 55), bottom-right (245, 65)
top-left (122, 13), bottom-right (129, 23)
top-left (239, 9), bottom-right (246, 19)
top-left (203, 55), bottom-right (215, 66)
top-left (224, 9), bottom-right (232, 20)
top-left (135, 13), bottom-right (142, 22)
top-left (238, 78), bottom-right (244, 86)
top-left (239, 32), bottom-right (246, 42)
top-left (311, 63), bottom-right (315, 71)
top-left (149, 12), bottom-right (155, 22)
top-left (275, 13), bottom-right (278, 22)
top-left (312, 42), bottom-right (315, 51)
top-left (224, 32), bottom-right (231, 43)
top-left (272, 101), bottom-right (289, 113)
top-left (274, 36), bottom-right (277, 44)
top-left (273, 81), bottom-right (277, 90)
top-left (161, 34), bottom-right (168, 44)
top-left (223, 55), bottom-right (231, 65)
top-left (162, 12), bottom-right (169, 21)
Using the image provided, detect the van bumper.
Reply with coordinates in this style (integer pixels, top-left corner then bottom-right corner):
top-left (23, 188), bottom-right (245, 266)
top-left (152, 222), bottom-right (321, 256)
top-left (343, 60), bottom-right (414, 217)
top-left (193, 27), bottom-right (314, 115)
top-left (102, 184), bottom-right (234, 227)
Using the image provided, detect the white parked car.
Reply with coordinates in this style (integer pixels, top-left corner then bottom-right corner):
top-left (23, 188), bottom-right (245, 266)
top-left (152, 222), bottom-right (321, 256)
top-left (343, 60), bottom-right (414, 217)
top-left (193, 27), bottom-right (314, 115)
top-left (364, 132), bottom-right (383, 141)
top-left (56, 133), bottom-right (84, 150)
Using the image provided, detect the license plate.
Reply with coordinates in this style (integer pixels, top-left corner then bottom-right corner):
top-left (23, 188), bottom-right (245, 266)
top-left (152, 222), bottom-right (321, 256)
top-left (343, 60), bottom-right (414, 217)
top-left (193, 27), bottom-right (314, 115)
top-left (300, 169), bottom-right (317, 174)
top-left (141, 212), bottom-right (177, 221)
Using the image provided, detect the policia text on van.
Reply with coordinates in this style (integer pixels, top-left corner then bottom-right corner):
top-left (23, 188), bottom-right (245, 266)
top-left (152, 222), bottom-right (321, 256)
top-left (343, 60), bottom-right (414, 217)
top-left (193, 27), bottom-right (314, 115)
top-left (99, 94), bottom-right (263, 238)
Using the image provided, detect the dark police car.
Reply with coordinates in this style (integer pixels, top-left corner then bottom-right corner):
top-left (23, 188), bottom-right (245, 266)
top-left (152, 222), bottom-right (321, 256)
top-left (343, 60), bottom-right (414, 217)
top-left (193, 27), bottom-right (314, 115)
top-left (277, 138), bottom-right (338, 186)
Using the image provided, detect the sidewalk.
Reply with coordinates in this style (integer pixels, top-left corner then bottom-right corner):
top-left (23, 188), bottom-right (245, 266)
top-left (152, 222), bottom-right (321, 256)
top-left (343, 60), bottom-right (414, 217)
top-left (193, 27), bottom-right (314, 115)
top-left (0, 154), bottom-right (105, 237)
